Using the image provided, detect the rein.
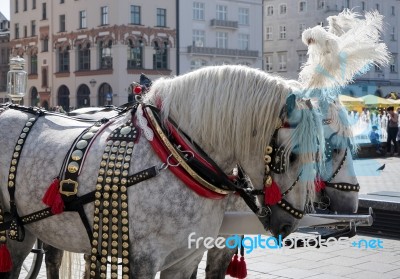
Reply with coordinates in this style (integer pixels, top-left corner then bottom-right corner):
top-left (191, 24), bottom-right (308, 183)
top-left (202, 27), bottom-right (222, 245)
top-left (322, 120), bottom-right (360, 192)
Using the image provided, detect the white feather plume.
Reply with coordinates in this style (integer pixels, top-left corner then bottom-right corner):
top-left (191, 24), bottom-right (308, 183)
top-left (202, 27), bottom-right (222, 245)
top-left (299, 10), bottom-right (390, 91)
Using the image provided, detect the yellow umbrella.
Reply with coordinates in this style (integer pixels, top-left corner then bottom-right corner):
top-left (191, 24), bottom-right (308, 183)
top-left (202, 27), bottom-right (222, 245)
top-left (358, 95), bottom-right (396, 107)
top-left (338, 95), bottom-right (365, 112)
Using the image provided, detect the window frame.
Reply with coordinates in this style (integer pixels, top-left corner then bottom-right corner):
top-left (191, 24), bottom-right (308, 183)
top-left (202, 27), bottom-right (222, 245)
top-left (279, 25), bottom-right (286, 40)
top-left (238, 7), bottom-right (249, 25)
top-left (192, 29), bottom-right (205, 47)
top-left (130, 5), bottom-right (141, 25)
top-left (156, 8), bottom-right (167, 27)
top-left (216, 4), bottom-right (227, 20)
top-left (79, 10), bottom-right (87, 29)
top-left (59, 14), bottom-right (66, 32)
top-left (193, 2), bottom-right (205, 20)
top-left (101, 6), bottom-right (109, 26)
top-left (216, 31), bottom-right (228, 49)
top-left (238, 33), bottom-right (249, 50)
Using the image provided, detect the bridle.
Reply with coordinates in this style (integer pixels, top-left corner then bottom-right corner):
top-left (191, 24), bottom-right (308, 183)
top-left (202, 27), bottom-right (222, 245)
top-left (314, 118), bottom-right (360, 210)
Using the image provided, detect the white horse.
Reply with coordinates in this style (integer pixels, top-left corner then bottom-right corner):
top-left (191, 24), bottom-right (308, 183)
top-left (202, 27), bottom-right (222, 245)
top-left (0, 65), bottom-right (323, 279)
top-left (197, 9), bottom-right (389, 278)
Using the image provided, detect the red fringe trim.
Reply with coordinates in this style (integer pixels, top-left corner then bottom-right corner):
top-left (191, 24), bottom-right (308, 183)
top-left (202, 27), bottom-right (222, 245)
top-left (315, 177), bottom-right (326, 193)
top-left (42, 177), bottom-right (64, 215)
top-left (264, 180), bottom-right (282, 205)
top-left (0, 244), bottom-right (12, 272)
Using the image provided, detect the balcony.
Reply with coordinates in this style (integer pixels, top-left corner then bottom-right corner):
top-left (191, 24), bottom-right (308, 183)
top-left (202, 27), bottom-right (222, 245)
top-left (210, 19), bottom-right (238, 29)
top-left (187, 46), bottom-right (258, 58)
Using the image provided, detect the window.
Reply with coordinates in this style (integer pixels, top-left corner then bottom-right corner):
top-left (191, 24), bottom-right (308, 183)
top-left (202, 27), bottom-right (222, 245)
top-left (101, 6), bottom-right (109, 25)
top-left (267, 6), bottom-right (273, 16)
top-left (345, 0), bottom-right (350, 9)
top-left (99, 40), bottom-right (112, 69)
top-left (392, 6), bottom-right (395, 16)
top-left (79, 11), bottom-right (87, 29)
top-left (153, 41), bottom-right (168, 70)
top-left (390, 55), bottom-right (397, 73)
top-left (374, 65), bottom-right (382, 72)
top-left (266, 26), bottom-right (273, 40)
top-left (24, 25), bottom-right (27, 37)
top-left (299, 1), bottom-right (307, 12)
top-left (30, 54), bottom-right (37, 74)
top-left (60, 15), bottom-right (66, 32)
top-left (375, 4), bottom-right (379, 11)
top-left (33, 0), bottom-right (36, 9)
top-left (299, 23), bottom-right (306, 37)
top-left (127, 39), bottom-right (143, 69)
top-left (193, 2), bottom-right (205, 20)
top-left (130, 5), bottom-right (141, 25)
top-left (317, 0), bottom-right (325, 9)
top-left (15, 0), bottom-right (19, 13)
top-left (191, 59), bottom-right (207, 70)
top-left (238, 8), bottom-right (249, 25)
top-left (391, 27), bottom-right (396, 41)
top-left (298, 51), bottom-right (307, 70)
top-left (78, 43), bottom-right (90, 70)
top-left (23, 0), bottom-right (27, 11)
top-left (216, 32), bottom-right (228, 48)
top-left (216, 5), bottom-right (227, 20)
top-left (265, 55), bottom-right (273, 72)
top-left (238, 34), bottom-right (249, 50)
top-left (58, 47), bottom-right (70, 72)
top-left (42, 67), bottom-right (48, 87)
top-left (279, 4), bottom-right (287, 14)
top-left (42, 37), bottom-right (48, 52)
top-left (60, 0), bottom-right (64, 3)
top-left (361, 1), bottom-right (366, 11)
top-left (279, 25), bottom-right (286, 39)
top-left (15, 23), bottom-right (19, 39)
top-left (193, 30), bottom-right (205, 47)
top-left (31, 20), bottom-right (36, 36)
top-left (278, 52), bottom-right (287, 71)
top-left (157, 8), bottom-right (166, 27)
top-left (42, 3), bottom-right (47, 19)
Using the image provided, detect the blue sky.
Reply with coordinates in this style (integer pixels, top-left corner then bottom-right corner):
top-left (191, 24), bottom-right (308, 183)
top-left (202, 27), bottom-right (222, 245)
top-left (0, 1), bottom-right (10, 20)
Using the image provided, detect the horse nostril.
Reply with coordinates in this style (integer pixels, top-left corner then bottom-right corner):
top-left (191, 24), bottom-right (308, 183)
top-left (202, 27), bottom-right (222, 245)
top-left (279, 224), bottom-right (293, 239)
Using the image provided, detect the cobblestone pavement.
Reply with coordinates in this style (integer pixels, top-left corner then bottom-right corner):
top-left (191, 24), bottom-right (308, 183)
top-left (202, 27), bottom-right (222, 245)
top-left (18, 156), bottom-right (400, 278)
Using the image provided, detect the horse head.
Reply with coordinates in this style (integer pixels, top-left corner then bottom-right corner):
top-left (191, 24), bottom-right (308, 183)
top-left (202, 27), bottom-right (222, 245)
top-left (315, 98), bottom-right (359, 213)
top-left (258, 94), bottom-right (323, 238)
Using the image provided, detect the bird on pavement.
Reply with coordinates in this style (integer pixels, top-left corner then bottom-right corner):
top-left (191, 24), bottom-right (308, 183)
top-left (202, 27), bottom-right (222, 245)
top-left (376, 164), bottom-right (385, 171)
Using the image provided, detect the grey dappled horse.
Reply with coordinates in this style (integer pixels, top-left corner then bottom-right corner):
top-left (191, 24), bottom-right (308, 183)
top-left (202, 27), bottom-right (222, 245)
top-left (0, 65), bottom-right (323, 279)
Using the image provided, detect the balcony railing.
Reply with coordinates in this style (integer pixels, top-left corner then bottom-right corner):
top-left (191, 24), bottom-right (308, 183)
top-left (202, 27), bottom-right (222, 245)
top-left (188, 46), bottom-right (258, 58)
top-left (210, 19), bottom-right (238, 29)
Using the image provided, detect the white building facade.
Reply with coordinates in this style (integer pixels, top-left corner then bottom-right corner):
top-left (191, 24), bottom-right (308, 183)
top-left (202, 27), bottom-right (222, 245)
top-left (263, 0), bottom-right (400, 97)
top-left (9, 0), bottom-right (176, 110)
top-left (178, 0), bottom-right (263, 74)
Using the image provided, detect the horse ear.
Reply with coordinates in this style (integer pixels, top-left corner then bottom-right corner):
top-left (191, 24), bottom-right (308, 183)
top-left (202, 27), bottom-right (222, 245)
top-left (286, 94), bottom-right (296, 117)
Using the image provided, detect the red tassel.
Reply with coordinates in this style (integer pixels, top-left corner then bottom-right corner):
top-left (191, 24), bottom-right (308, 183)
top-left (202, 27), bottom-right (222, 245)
top-left (226, 254), bottom-right (239, 277)
top-left (236, 256), bottom-right (247, 279)
top-left (264, 180), bottom-right (282, 205)
top-left (42, 177), bottom-right (64, 215)
top-left (0, 244), bottom-right (12, 272)
top-left (315, 177), bottom-right (326, 193)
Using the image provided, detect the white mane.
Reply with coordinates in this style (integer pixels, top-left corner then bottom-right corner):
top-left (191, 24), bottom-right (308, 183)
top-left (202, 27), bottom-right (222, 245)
top-left (144, 65), bottom-right (291, 161)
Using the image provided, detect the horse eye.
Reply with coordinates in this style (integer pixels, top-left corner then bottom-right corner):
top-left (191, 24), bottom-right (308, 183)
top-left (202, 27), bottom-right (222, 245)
top-left (289, 153), bottom-right (297, 163)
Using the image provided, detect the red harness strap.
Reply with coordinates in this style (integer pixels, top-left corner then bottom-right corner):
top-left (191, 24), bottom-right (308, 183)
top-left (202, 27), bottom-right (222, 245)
top-left (143, 107), bottom-right (226, 200)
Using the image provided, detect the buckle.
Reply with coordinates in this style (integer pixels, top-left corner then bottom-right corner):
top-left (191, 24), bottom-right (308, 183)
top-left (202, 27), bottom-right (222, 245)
top-left (59, 179), bottom-right (78, 196)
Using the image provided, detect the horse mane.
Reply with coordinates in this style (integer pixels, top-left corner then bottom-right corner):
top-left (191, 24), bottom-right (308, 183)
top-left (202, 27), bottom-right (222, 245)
top-left (144, 65), bottom-right (291, 160)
